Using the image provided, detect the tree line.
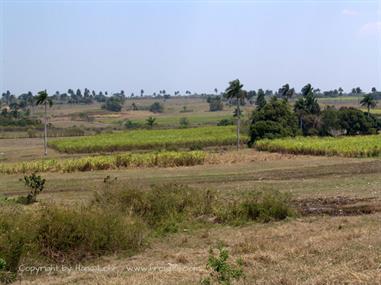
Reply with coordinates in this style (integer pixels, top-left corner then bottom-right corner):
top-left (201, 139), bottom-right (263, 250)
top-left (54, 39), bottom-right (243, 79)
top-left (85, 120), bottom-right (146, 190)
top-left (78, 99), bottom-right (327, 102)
top-left (220, 80), bottom-right (380, 150)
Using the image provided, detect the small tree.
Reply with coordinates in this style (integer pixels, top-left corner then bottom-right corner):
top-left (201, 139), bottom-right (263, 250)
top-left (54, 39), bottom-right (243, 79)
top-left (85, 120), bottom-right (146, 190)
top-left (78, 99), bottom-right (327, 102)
top-left (146, 116), bottom-right (157, 128)
top-left (360, 94), bottom-right (377, 117)
top-left (255, 89), bottom-right (266, 110)
top-left (22, 173), bottom-right (46, 204)
top-left (294, 84), bottom-right (320, 134)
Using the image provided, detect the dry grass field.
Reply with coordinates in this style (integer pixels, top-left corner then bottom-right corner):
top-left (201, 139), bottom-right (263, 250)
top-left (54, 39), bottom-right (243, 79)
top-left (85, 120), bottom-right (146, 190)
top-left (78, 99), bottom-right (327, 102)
top-left (1, 96), bottom-right (381, 285)
top-left (1, 148), bottom-right (381, 284)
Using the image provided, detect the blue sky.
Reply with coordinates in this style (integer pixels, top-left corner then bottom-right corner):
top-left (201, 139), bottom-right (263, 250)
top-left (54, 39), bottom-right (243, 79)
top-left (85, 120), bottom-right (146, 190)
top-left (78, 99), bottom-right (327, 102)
top-left (1, 0), bottom-right (380, 95)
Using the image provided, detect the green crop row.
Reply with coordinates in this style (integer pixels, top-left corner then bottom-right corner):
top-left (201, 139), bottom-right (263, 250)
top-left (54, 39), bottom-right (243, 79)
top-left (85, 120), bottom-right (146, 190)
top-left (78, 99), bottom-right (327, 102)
top-left (255, 135), bottom-right (381, 157)
top-left (48, 126), bottom-right (247, 153)
top-left (0, 151), bottom-right (207, 174)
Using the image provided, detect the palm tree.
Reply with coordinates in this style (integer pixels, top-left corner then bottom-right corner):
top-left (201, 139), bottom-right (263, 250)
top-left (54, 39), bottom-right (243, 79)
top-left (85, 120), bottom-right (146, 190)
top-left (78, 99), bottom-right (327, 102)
top-left (35, 90), bottom-right (52, 156)
top-left (279, 84), bottom-right (290, 101)
top-left (225, 79), bottom-right (245, 150)
top-left (360, 94), bottom-right (377, 117)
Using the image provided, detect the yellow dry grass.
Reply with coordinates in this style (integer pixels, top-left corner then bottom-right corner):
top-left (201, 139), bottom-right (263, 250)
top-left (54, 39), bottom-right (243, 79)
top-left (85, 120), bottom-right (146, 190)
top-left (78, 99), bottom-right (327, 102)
top-left (18, 214), bottom-right (381, 284)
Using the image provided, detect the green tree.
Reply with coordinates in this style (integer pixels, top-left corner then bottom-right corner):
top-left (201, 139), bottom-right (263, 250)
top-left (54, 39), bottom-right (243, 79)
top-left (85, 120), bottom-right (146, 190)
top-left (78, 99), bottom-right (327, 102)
top-left (225, 79), bottom-right (246, 150)
top-left (35, 90), bottom-right (53, 156)
top-left (360, 94), bottom-right (377, 116)
top-left (22, 173), bottom-right (46, 204)
top-left (279, 84), bottom-right (289, 101)
top-left (249, 97), bottom-right (298, 143)
top-left (338, 107), bottom-right (380, 135)
top-left (255, 89), bottom-right (266, 110)
top-left (294, 84), bottom-right (320, 134)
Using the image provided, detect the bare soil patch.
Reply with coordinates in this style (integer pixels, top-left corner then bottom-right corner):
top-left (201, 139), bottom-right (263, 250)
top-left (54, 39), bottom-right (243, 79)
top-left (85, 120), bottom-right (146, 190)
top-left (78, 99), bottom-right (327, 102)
top-left (295, 196), bottom-right (381, 216)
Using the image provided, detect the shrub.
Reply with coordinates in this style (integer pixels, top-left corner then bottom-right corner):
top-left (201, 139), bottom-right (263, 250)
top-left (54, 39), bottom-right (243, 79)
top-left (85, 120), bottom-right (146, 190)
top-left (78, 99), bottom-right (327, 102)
top-left (102, 98), bottom-right (122, 112)
top-left (149, 102), bottom-right (164, 113)
top-left (215, 190), bottom-right (294, 224)
top-left (35, 205), bottom-right (146, 261)
top-left (20, 173), bottom-right (45, 204)
top-left (209, 97), bottom-right (224, 112)
top-left (93, 184), bottom-right (215, 234)
top-left (201, 246), bottom-right (244, 285)
top-left (0, 205), bottom-right (27, 276)
top-left (179, 117), bottom-right (190, 128)
top-left (217, 118), bottom-right (234, 126)
top-left (121, 119), bottom-right (141, 129)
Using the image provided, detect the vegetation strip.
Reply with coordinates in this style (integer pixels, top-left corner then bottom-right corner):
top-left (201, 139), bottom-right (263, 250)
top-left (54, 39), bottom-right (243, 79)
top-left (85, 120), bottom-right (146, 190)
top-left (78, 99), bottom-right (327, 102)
top-left (255, 135), bottom-right (381, 157)
top-left (0, 183), bottom-right (294, 280)
top-left (0, 151), bottom-right (207, 174)
top-left (48, 126), bottom-right (248, 153)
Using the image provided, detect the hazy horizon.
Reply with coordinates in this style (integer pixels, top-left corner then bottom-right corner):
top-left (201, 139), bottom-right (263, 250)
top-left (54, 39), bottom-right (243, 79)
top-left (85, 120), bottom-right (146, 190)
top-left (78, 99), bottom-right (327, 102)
top-left (1, 0), bottom-right (381, 95)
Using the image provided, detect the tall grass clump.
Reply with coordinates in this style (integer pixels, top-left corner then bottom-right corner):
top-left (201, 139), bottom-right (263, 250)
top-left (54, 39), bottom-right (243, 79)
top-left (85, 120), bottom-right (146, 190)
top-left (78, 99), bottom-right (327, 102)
top-left (36, 205), bottom-right (146, 262)
top-left (94, 184), bottom-right (294, 230)
top-left (214, 190), bottom-right (294, 225)
top-left (256, 135), bottom-right (381, 157)
top-left (0, 203), bottom-right (147, 267)
top-left (94, 184), bottom-right (215, 234)
top-left (48, 126), bottom-right (248, 153)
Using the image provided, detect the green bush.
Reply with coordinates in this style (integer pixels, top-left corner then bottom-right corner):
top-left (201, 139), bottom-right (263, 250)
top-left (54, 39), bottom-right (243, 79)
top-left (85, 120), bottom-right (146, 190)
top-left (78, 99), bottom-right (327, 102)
top-left (102, 98), bottom-right (122, 112)
top-left (217, 118), bottom-right (234, 126)
top-left (149, 102), bottom-right (164, 113)
top-left (201, 246), bottom-right (244, 285)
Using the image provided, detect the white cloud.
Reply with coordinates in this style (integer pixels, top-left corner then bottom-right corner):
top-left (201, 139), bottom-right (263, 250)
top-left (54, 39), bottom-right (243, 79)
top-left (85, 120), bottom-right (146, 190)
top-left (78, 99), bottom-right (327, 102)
top-left (341, 9), bottom-right (358, 16)
top-left (359, 21), bottom-right (381, 36)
